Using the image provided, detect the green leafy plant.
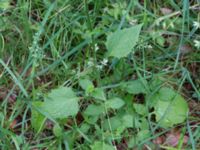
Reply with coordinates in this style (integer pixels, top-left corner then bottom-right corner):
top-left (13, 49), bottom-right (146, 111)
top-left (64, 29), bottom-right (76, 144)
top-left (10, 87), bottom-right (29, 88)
top-left (152, 87), bottom-right (189, 128)
top-left (1, 0), bottom-right (199, 149)
top-left (106, 24), bottom-right (143, 58)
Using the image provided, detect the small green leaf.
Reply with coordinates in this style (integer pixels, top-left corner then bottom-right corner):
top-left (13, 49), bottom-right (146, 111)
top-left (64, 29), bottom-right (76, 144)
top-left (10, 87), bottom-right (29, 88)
top-left (122, 114), bottom-right (133, 128)
top-left (79, 78), bottom-right (94, 93)
top-left (137, 130), bottom-right (151, 142)
top-left (91, 88), bottom-right (106, 101)
top-left (105, 97), bottom-right (125, 109)
top-left (121, 79), bottom-right (147, 94)
top-left (84, 104), bottom-right (104, 116)
top-left (90, 141), bottom-right (115, 150)
top-left (42, 87), bottom-right (79, 119)
top-left (106, 24), bottom-right (142, 58)
top-left (133, 104), bottom-right (148, 116)
top-left (53, 124), bottom-right (62, 137)
top-left (153, 87), bottom-right (189, 128)
top-left (31, 102), bottom-right (46, 133)
top-left (103, 116), bottom-right (122, 131)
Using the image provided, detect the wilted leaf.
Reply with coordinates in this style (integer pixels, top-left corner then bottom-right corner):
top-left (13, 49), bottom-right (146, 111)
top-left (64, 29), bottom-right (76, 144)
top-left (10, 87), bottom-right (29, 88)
top-left (153, 87), bottom-right (189, 128)
top-left (106, 24), bottom-right (142, 58)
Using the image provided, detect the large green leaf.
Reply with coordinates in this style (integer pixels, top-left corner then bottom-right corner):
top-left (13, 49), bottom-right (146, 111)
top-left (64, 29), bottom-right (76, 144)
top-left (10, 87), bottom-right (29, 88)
top-left (42, 87), bottom-right (79, 119)
top-left (106, 24), bottom-right (142, 58)
top-left (31, 102), bottom-right (46, 133)
top-left (153, 87), bottom-right (189, 128)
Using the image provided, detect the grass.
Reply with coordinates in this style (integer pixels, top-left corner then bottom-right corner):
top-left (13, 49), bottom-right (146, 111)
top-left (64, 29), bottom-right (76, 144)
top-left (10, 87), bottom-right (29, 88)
top-left (0, 0), bottom-right (200, 149)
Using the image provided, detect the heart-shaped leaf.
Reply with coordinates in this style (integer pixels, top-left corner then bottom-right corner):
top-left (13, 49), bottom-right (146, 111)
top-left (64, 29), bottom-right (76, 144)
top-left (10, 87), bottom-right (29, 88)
top-left (106, 24), bottom-right (142, 58)
top-left (41, 87), bottom-right (79, 119)
top-left (153, 87), bottom-right (189, 128)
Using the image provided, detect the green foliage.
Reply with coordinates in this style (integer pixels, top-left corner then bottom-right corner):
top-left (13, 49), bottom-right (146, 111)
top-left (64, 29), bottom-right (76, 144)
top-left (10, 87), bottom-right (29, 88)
top-left (53, 124), bottom-right (62, 137)
top-left (153, 87), bottom-right (189, 128)
top-left (105, 97), bottom-right (125, 109)
top-left (32, 87), bottom-right (79, 121)
top-left (31, 102), bottom-right (46, 133)
top-left (79, 78), bottom-right (94, 94)
top-left (121, 79), bottom-right (147, 94)
top-left (0, 0), bottom-right (10, 10)
top-left (42, 87), bottom-right (79, 119)
top-left (90, 141), bottom-right (115, 150)
top-left (91, 88), bottom-right (106, 101)
top-left (84, 104), bottom-right (104, 116)
top-left (1, 0), bottom-right (199, 149)
top-left (106, 24), bottom-right (142, 58)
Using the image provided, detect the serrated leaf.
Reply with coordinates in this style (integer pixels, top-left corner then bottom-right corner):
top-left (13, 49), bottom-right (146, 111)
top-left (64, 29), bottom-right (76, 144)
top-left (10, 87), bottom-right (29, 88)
top-left (106, 24), bottom-right (142, 58)
top-left (42, 87), bottom-right (79, 119)
top-left (121, 79), bottom-right (147, 94)
top-left (31, 101), bottom-right (46, 133)
top-left (105, 97), bottom-right (125, 109)
top-left (153, 87), bottom-right (189, 128)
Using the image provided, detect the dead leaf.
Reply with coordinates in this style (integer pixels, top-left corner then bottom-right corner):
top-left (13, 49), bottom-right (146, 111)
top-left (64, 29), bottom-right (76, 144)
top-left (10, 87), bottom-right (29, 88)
top-left (160, 8), bottom-right (173, 15)
top-left (153, 136), bottom-right (164, 145)
top-left (180, 44), bottom-right (193, 55)
top-left (165, 132), bottom-right (188, 147)
top-left (10, 119), bottom-right (17, 129)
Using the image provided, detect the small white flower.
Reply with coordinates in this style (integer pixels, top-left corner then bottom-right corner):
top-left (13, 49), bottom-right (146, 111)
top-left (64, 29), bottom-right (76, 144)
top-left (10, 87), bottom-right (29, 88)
top-left (95, 44), bottom-right (99, 52)
top-left (96, 65), bottom-right (103, 70)
top-left (194, 40), bottom-right (200, 49)
top-left (87, 61), bottom-right (94, 67)
top-left (147, 45), bottom-right (153, 49)
top-left (101, 58), bottom-right (108, 66)
top-left (193, 21), bottom-right (200, 29)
